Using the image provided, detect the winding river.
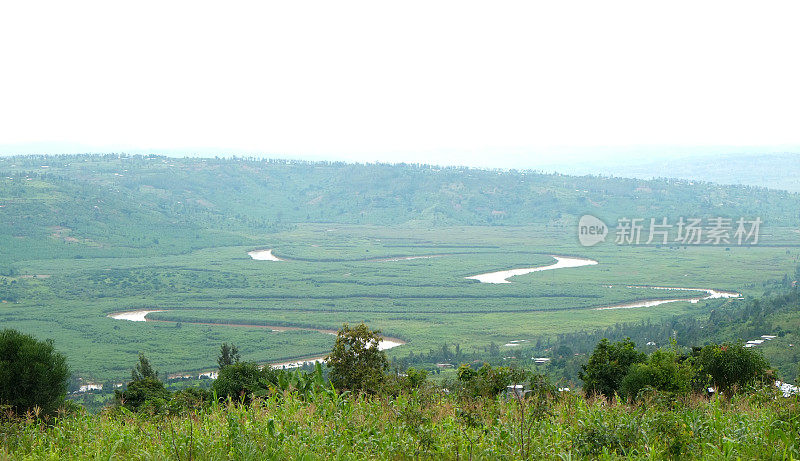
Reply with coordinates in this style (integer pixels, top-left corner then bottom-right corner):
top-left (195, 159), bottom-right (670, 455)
top-left (107, 310), bottom-right (164, 322)
top-left (594, 286), bottom-right (741, 310)
top-left (464, 256), bottom-right (740, 308)
top-left (247, 249), bottom-right (284, 261)
top-left (108, 251), bottom-right (742, 377)
top-left (107, 310), bottom-right (406, 353)
top-left (465, 255), bottom-right (598, 283)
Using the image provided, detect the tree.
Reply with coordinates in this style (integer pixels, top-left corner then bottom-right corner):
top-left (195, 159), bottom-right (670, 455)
top-left (326, 323), bottom-right (388, 393)
top-left (212, 361), bottom-right (274, 404)
top-left (620, 348), bottom-right (695, 401)
top-left (0, 329), bottom-right (70, 417)
top-left (696, 343), bottom-right (770, 396)
top-left (117, 353), bottom-right (168, 412)
top-left (579, 338), bottom-right (646, 399)
top-left (115, 377), bottom-right (170, 412)
top-left (405, 367), bottom-right (428, 389)
top-left (456, 362), bottom-right (524, 398)
top-left (217, 342), bottom-right (241, 370)
top-left (131, 352), bottom-right (158, 381)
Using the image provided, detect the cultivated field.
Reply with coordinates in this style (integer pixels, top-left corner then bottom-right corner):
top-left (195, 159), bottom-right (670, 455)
top-left (3, 222), bottom-right (798, 382)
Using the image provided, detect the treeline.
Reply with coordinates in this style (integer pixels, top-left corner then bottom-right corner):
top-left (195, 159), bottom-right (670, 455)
top-left (392, 275), bottom-right (800, 386)
top-left (3, 323), bottom-right (795, 458)
top-left (530, 280), bottom-right (800, 384)
top-left (2, 323), bottom-right (779, 419)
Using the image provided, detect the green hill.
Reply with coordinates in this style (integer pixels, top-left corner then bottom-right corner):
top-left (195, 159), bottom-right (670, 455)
top-left (1, 154), bottom-right (799, 383)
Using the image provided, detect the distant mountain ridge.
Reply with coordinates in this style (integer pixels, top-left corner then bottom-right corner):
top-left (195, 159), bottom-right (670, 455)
top-left (1, 154), bottom-right (799, 266)
top-left (553, 153), bottom-right (800, 192)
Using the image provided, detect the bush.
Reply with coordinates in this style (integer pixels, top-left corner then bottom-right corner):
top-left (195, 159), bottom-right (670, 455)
top-left (115, 353), bottom-right (170, 413)
top-left (405, 367), bottom-right (428, 389)
top-left (382, 367), bottom-right (431, 396)
top-left (696, 343), bottom-right (770, 396)
top-left (456, 363), bottom-right (524, 398)
top-left (169, 387), bottom-right (213, 414)
top-left (575, 409), bottom-right (641, 457)
top-left (114, 377), bottom-right (170, 412)
top-left (580, 338), bottom-right (646, 399)
top-left (620, 348), bottom-right (695, 402)
top-left (0, 329), bottom-right (70, 416)
top-left (212, 362), bottom-right (270, 403)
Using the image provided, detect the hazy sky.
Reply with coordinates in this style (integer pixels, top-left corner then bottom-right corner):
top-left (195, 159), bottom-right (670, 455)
top-left (1, 1), bottom-right (799, 168)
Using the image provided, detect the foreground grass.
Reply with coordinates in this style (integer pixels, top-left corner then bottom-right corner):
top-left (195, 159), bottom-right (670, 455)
top-left (3, 390), bottom-right (799, 459)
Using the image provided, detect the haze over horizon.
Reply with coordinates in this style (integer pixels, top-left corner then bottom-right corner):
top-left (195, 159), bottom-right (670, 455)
top-left (2, 142), bottom-right (799, 173)
top-left (2, 1), bottom-right (799, 170)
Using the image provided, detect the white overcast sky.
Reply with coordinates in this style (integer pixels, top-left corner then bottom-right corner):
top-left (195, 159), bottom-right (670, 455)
top-left (1, 1), bottom-right (799, 168)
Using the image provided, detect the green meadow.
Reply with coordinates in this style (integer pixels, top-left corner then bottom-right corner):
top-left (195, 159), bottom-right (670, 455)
top-left (1, 155), bottom-right (799, 383)
top-left (3, 221), bottom-right (798, 382)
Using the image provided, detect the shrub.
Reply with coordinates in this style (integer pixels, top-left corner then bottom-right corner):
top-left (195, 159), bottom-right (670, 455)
top-left (382, 367), bottom-right (431, 395)
top-left (649, 412), bottom-right (696, 458)
top-left (696, 343), bottom-right (770, 395)
top-left (405, 367), bottom-right (428, 389)
top-left (115, 377), bottom-right (170, 412)
top-left (212, 361), bottom-right (268, 403)
top-left (115, 353), bottom-right (170, 412)
top-left (0, 329), bottom-right (69, 417)
top-left (456, 363), bottom-right (524, 398)
top-left (579, 338), bottom-right (646, 399)
top-left (575, 410), bottom-right (641, 457)
top-left (620, 348), bottom-right (695, 402)
top-left (169, 387), bottom-right (213, 414)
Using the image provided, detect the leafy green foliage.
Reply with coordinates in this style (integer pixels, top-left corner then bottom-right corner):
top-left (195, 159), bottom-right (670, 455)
top-left (212, 362), bottom-right (271, 404)
top-left (404, 367), bottom-right (428, 389)
top-left (5, 384), bottom-right (800, 459)
top-left (169, 387), bottom-right (212, 413)
top-left (114, 377), bottom-right (170, 413)
top-left (579, 338), bottom-right (647, 399)
top-left (0, 329), bottom-right (69, 416)
top-left (326, 323), bottom-right (388, 393)
top-left (620, 348), bottom-right (695, 401)
top-left (212, 361), bottom-right (328, 404)
top-left (115, 354), bottom-right (170, 413)
top-left (130, 352), bottom-right (158, 382)
top-left (217, 342), bottom-right (240, 370)
top-left (696, 342), bottom-right (770, 395)
top-left (456, 362), bottom-right (524, 398)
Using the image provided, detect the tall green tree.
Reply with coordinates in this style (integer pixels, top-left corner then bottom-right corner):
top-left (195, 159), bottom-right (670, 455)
top-left (326, 323), bottom-right (388, 393)
top-left (217, 342), bottom-right (241, 370)
top-left (0, 329), bottom-right (69, 416)
top-left (117, 353), bottom-right (168, 412)
top-left (131, 352), bottom-right (158, 382)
